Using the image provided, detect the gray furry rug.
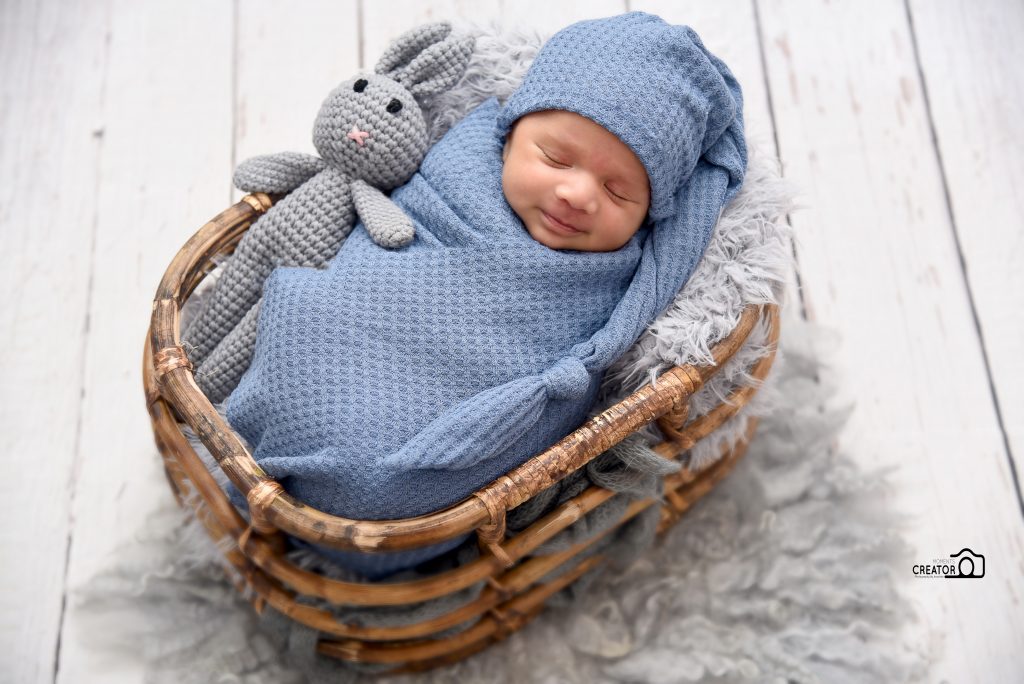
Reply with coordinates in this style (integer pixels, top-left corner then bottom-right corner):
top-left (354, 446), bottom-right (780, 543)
top-left (71, 24), bottom-right (939, 683)
top-left (74, 316), bottom-right (939, 683)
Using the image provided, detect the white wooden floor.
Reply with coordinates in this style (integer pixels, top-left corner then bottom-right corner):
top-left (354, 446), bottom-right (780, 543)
top-left (1, 1), bottom-right (1021, 682)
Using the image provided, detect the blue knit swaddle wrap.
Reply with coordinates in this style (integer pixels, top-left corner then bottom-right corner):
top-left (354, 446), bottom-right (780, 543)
top-left (226, 12), bottom-right (747, 578)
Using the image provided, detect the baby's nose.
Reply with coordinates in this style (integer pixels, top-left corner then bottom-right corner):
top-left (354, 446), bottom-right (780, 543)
top-left (555, 176), bottom-right (599, 213)
top-left (347, 124), bottom-right (371, 147)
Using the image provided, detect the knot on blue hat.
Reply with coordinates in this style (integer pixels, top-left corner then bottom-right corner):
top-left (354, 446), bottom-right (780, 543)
top-left (542, 356), bottom-right (591, 402)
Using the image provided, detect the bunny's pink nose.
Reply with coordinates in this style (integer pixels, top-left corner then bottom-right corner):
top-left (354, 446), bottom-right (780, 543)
top-left (347, 124), bottom-right (371, 147)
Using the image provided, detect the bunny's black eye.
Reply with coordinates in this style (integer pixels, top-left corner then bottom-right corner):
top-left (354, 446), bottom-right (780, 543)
top-left (386, 98), bottom-right (403, 114)
top-left (353, 79), bottom-right (368, 93)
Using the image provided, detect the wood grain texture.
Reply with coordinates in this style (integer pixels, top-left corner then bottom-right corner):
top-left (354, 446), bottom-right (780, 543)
top-left (758, 1), bottom-right (1024, 680)
top-left (54, 2), bottom-right (234, 683)
top-left (484, 0), bottom-right (628, 35)
top-left (361, 0), bottom-right (628, 67)
top-left (231, 0), bottom-right (360, 205)
top-left (0, 1), bottom-right (111, 681)
top-left (361, 0), bottom-right (503, 67)
top-left (908, 0), bottom-right (1024, 502)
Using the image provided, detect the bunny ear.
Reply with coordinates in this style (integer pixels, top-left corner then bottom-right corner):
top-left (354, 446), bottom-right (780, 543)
top-left (374, 22), bottom-right (452, 78)
top-left (403, 33), bottom-right (475, 99)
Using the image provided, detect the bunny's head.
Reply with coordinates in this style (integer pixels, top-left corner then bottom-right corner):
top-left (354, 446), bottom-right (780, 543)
top-left (313, 23), bottom-right (474, 190)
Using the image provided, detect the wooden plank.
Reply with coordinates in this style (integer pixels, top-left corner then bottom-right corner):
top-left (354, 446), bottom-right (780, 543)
top-left (758, 1), bottom-right (1024, 681)
top-left (231, 0), bottom-right (360, 204)
top-left (360, 0), bottom-right (627, 66)
top-left (908, 0), bottom-right (1024, 502)
top-left (0, 1), bottom-right (111, 681)
top-left (361, 0), bottom-right (502, 65)
top-left (485, 0), bottom-right (627, 35)
top-left (54, 2), bottom-right (234, 682)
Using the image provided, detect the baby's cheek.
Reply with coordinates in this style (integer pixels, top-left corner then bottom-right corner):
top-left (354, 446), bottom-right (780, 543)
top-left (597, 208), bottom-right (644, 250)
top-left (499, 167), bottom-right (516, 204)
top-left (504, 167), bottom-right (532, 207)
top-left (500, 169), bottom-right (529, 223)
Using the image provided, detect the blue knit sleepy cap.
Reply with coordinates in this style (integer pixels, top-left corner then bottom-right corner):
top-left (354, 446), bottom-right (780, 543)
top-left (495, 11), bottom-right (747, 223)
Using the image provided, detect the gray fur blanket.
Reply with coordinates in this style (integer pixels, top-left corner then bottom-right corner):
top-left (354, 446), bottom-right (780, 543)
top-left (73, 317), bottom-right (939, 682)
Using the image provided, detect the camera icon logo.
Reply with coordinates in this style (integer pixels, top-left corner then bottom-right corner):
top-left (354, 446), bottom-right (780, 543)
top-left (947, 548), bottom-right (985, 578)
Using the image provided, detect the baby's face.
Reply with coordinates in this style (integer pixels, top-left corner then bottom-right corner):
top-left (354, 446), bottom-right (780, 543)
top-left (501, 110), bottom-right (651, 252)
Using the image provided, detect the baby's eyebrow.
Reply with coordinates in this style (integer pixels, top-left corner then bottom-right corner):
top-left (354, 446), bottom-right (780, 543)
top-left (539, 133), bottom-right (575, 155)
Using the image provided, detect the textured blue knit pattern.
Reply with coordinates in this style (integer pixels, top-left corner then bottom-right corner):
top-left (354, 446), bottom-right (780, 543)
top-left (226, 12), bottom-right (748, 579)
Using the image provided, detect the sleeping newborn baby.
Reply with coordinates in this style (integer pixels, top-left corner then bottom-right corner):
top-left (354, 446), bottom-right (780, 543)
top-left (226, 12), bottom-right (748, 578)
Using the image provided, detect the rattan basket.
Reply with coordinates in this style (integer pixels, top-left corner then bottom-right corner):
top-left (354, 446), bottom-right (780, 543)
top-left (143, 191), bottom-right (781, 674)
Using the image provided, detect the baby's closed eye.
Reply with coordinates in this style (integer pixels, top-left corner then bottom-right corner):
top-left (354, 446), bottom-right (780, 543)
top-left (606, 185), bottom-right (632, 202)
top-left (537, 145), bottom-right (634, 202)
top-left (539, 146), bottom-right (569, 168)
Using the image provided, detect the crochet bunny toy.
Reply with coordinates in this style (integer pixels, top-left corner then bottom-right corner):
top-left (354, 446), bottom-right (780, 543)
top-left (184, 23), bottom-right (474, 402)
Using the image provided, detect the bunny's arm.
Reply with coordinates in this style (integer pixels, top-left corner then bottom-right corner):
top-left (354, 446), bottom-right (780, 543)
top-left (351, 179), bottom-right (415, 249)
top-left (233, 151), bottom-right (328, 195)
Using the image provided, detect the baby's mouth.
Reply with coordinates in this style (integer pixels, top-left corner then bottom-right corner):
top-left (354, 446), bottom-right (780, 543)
top-left (541, 210), bottom-right (583, 234)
